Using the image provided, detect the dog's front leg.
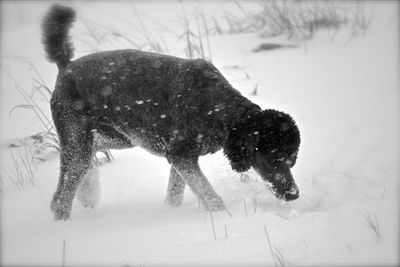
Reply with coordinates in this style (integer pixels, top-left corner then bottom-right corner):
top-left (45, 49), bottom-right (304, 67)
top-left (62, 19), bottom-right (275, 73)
top-left (172, 160), bottom-right (225, 211)
top-left (165, 166), bottom-right (186, 207)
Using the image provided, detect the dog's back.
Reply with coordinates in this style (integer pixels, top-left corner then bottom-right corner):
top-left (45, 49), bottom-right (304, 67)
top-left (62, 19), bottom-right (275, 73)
top-left (61, 49), bottom-right (190, 102)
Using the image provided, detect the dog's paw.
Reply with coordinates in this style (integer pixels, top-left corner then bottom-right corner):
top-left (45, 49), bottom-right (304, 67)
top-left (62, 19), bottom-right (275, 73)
top-left (164, 195), bottom-right (184, 207)
top-left (164, 188), bottom-right (185, 207)
top-left (203, 196), bottom-right (226, 211)
top-left (51, 197), bottom-right (72, 220)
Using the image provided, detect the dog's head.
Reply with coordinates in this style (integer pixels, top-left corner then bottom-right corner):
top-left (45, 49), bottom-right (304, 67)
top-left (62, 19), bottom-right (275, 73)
top-left (224, 109), bottom-right (300, 201)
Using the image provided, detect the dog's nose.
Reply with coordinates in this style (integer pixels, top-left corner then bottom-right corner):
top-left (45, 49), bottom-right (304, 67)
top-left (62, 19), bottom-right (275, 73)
top-left (284, 185), bottom-right (299, 201)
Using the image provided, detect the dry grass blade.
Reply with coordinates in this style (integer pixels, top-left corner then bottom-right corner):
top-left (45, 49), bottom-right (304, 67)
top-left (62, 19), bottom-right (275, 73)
top-left (8, 148), bottom-right (36, 189)
top-left (9, 104), bottom-right (36, 116)
top-left (1, 67), bottom-right (54, 133)
top-left (2, 61), bottom-right (63, 164)
top-left (263, 224), bottom-right (288, 266)
top-left (194, 13), bottom-right (205, 59)
top-left (253, 197), bottom-right (258, 213)
top-left (210, 211), bottom-right (217, 240)
top-left (62, 240), bottom-right (66, 267)
top-left (5, 68), bottom-right (60, 153)
top-left (180, 1), bottom-right (194, 59)
top-left (198, 6), bottom-right (212, 60)
top-left (364, 212), bottom-right (381, 241)
top-left (32, 79), bottom-right (52, 102)
top-left (264, 225), bottom-right (278, 266)
top-left (215, 0), bottom-right (369, 42)
top-left (129, 2), bottom-right (165, 53)
top-left (243, 199), bottom-right (248, 217)
top-left (17, 149), bottom-right (34, 183)
top-left (178, 1), bottom-right (211, 60)
top-left (274, 246), bottom-right (287, 267)
top-left (225, 207), bottom-right (233, 218)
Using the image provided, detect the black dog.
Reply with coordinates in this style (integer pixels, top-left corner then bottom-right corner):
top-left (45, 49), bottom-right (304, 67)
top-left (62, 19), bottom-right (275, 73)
top-left (42, 5), bottom-right (301, 220)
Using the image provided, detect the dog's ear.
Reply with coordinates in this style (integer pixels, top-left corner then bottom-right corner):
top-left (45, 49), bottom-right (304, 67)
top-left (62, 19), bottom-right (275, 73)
top-left (224, 118), bottom-right (260, 172)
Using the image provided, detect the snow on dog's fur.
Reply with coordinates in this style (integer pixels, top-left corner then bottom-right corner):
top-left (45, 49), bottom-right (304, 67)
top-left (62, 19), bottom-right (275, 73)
top-left (42, 4), bottom-right (301, 220)
top-left (77, 167), bottom-right (101, 208)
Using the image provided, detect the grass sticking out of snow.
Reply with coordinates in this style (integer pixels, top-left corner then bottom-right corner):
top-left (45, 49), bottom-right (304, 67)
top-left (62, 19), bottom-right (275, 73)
top-left (364, 212), bottom-right (382, 242)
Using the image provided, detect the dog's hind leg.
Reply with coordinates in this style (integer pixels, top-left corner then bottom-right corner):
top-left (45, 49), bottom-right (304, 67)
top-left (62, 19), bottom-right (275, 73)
top-left (171, 159), bottom-right (225, 211)
top-left (51, 101), bottom-right (94, 220)
top-left (77, 165), bottom-right (100, 208)
top-left (165, 166), bottom-right (186, 207)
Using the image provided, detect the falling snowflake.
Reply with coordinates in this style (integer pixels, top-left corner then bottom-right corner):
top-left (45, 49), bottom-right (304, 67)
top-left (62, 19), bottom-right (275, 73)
top-left (101, 86), bottom-right (112, 97)
top-left (196, 134), bottom-right (204, 143)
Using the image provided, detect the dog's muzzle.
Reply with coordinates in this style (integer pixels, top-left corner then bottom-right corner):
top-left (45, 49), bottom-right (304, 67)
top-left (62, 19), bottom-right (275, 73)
top-left (269, 183), bottom-right (299, 201)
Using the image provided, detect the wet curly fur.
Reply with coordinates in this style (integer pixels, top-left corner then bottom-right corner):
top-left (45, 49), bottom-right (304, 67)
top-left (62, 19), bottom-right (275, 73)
top-left (43, 5), bottom-right (300, 220)
top-left (225, 110), bottom-right (300, 173)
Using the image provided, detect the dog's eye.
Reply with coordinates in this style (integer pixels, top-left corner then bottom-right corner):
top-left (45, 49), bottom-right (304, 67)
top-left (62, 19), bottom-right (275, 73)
top-left (271, 155), bottom-right (284, 163)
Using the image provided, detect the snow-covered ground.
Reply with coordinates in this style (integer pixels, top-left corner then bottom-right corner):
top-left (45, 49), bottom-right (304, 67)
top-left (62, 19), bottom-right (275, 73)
top-left (1, 1), bottom-right (399, 266)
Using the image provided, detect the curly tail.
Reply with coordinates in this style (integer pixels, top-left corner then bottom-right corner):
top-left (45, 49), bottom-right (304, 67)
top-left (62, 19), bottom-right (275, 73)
top-left (41, 4), bottom-right (76, 69)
